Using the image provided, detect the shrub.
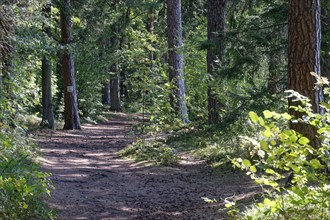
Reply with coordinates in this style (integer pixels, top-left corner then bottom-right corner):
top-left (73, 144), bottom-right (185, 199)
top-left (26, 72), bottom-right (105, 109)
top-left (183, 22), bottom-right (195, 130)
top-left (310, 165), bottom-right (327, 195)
top-left (230, 82), bottom-right (330, 219)
top-left (0, 129), bottom-right (55, 219)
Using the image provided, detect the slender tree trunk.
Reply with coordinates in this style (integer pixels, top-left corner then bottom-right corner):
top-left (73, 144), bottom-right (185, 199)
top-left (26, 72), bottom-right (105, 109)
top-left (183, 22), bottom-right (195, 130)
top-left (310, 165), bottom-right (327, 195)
top-left (60, 0), bottom-right (80, 129)
top-left (120, 69), bottom-right (128, 99)
top-left (102, 64), bottom-right (110, 106)
top-left (321, 4), bottom-right (330, 79)
top-left (110, 63), bottom-right (121, 112)
top-left (288, 0), bottom-right (322, 146)
top-left (207, 0), bottom-right (226, 124)
top-left (167, 0), bottom-right (189, 123)
top-left (102, 80), bottom-right (110, 105)
top-left (147, 7), bottom-right (155, 76)
top-left (108, 32), bottom-right (122, 112)
top-left (54, 52), bottom-right (63, 115)
top-left (41, 2), bottom-right (55, 129)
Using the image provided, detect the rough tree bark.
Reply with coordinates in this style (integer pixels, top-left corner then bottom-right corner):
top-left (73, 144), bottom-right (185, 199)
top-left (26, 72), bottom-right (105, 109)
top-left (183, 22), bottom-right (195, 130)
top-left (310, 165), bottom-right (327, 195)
top-left (288, 0), bottom-right (323, 146)
top-left (207, 0), bottom-right (226, 124)
top-left (60, 0), bottom-right (81, 129)
top-left (167, 0), bottom-right (189, 123)
top-left (41, 2), bottom-right (55, 129)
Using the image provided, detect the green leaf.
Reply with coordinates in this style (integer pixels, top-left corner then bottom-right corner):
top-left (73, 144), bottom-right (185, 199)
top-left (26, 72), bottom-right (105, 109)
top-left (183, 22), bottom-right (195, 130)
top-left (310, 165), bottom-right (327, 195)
top-left (270, 140), bottom-right (277, 146)
top-left (260, 140), bottom-right (268, 151)
top-left (264, 198), bottom-right (276, 207)
top-left (309, 159), bottom-right (324, 169)
top-left (289, 135), bottom-right (298, 143)
top-left (262, 128), bottom-right (272, 138)
top-left (249, 112), bottom-right (259, 123)
top-left (289, 164), bottom-right (300, 173)
top-left (263, 110), bottom-right (274, 119)
top-left (242, 159), bottom-right (251, 168)
top-left (298, 137), bottom-right (310, 145)
top-left (265, 168), bottom-right (276, 175)
top-left (231, 159), bottom-right (241, 168)
top-left (281, 113), bottom-right (292, 120)
top-left (250, 165), bottom-right (257, 173)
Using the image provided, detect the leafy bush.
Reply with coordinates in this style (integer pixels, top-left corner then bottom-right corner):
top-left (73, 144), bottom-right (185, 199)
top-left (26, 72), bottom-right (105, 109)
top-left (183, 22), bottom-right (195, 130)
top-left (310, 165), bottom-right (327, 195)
top-left (0, 129), bottom-right (55, 219)
top-left (119, 139), bottom-right (179, 166)
top-left (230, 85), bottom-right (330, 219)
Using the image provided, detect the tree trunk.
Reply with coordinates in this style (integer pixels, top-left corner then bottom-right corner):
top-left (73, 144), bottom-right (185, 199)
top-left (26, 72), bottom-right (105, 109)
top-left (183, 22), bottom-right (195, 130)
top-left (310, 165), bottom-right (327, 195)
top-left (60, 0), bottom-right (81, 130)
top-left (102, 80), bottom-right (111, 105)
top-left (147, 7), bottom-right (155, 76)
top-left (120, 69), bottom-right (128, 99)
top-left (167, 0), bottom-right (189, 123)
top-left (54, 52), bottom-right (63, 115)
top-left (207, 0), bottom-right (226, 124)
top-left (288, 0), bottom-right (323, 147)
top-left (321, 4), bottom-right (330, 79)
top-left (41, 3), bottom-right (55, 129)
top-left (102, 65), bottom-right (111, 106)
top-left (110, 64), bottom-right (121, 112)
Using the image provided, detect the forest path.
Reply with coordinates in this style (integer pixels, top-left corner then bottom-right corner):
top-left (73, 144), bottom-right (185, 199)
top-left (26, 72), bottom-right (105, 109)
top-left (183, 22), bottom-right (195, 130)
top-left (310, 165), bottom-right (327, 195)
top-left (36, 113), bottom-right (257, 220)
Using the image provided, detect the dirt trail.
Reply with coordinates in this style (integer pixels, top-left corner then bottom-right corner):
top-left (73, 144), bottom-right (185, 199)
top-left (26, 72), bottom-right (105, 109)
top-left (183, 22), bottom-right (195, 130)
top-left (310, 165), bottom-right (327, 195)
top-left (36, 113), bottom-right (258, 220)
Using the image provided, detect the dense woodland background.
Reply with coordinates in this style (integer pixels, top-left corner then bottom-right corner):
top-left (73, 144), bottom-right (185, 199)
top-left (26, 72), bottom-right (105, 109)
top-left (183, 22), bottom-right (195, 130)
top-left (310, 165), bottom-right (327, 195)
top-left (0, 0), bottom-right (329, 219)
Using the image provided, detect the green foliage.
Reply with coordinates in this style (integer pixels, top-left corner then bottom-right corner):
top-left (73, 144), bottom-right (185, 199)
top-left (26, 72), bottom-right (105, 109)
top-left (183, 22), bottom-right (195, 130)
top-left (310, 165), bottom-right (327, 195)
top-left (0, 129), bottom-right (55, 219)
top-left (119, 139), bottom-right (179, 166)
top-left (231, 85), bottom-right (330, 219)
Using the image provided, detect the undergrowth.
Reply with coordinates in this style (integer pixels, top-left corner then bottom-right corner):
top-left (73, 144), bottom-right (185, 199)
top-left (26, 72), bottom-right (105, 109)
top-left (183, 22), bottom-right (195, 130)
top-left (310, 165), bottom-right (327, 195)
top-left (229, 82), bottom-right (330, 219)
top-left (119, 139), bottom-right (179, 166)
top-left (0, 127), bottom-right (55, 219)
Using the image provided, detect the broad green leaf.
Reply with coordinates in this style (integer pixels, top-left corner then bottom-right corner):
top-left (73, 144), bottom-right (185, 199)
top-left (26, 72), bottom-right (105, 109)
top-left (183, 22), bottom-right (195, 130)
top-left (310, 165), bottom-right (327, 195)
top-left (242, 159), bottom-right (251, 168)
top-left (249, 112), bottom-right (259, 123)
top-left (289, 164), bottom-right (300, 173)
top-left (260, 140), bottom-right (268, 151)
top-left (250, 166), bottom-right (257, 173)
top-left (262, 128), bottom-right (272, 138)
top-left (298, 137), bottom-right (310, 145)
top-left (263, 110), bottom-right (274, 119)
top-left (281, 113), bottom-right (292, 120)
top-left (264, 198), bottom-right (276, 207)
top-left (289, 135), bottom-right (298, 143)
top-left (270, 140), bottom-right (277, 146)
top-left (309, 159), bottom-right (324, 169)
top-left (265, 168), bottom-right (276, 175)
top-left (268, 181), bottom-right (278, 187)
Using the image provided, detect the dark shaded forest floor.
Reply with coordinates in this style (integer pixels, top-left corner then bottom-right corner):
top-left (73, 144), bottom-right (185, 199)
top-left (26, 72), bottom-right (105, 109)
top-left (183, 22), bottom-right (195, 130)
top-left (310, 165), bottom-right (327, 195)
top-left (35, 113), bottom-right (259, 220)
